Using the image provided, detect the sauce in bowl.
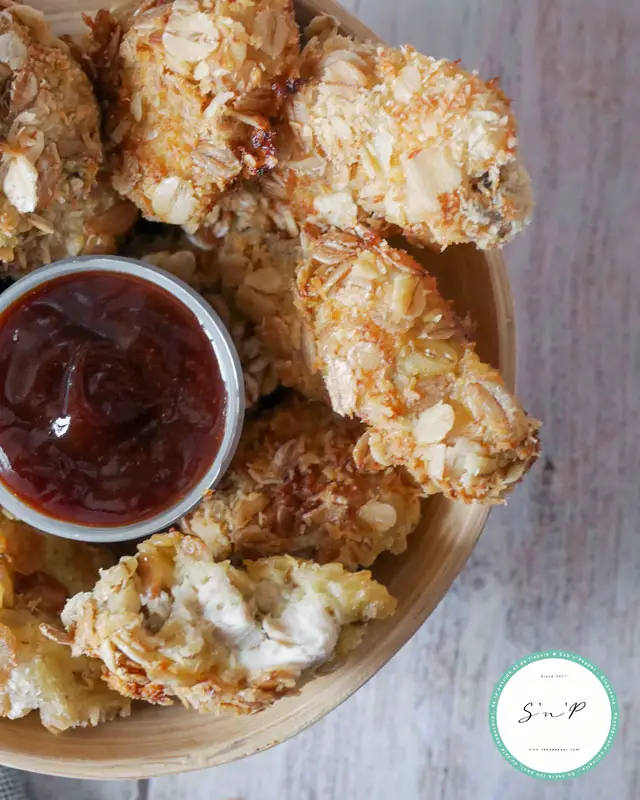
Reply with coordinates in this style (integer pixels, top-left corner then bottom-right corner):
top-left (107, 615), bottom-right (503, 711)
top-left (0, 270), bottom-right (226, 527)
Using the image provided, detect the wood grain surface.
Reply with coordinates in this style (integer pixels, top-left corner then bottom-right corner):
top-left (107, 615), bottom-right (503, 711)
top-left (17, 0), bottom-right (640, 796)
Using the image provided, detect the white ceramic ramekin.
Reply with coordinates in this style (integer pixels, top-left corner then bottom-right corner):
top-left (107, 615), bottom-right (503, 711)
top-left (0, 255), bottom-right (245, 542)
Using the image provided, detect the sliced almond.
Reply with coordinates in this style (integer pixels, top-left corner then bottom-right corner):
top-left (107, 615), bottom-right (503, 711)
top-left (349, 251), bottom-right (379, 284)
top-left (358, 501), bottom-right (398, 532)
top-left (463, 450), bottom-right (497, 477)
top-left (414, 401), bottom-right (455, 444)
top-left (3, 154), bottom-right (38, 213)
top-left (313, 192), bottom-right (360, 229)
top-left (402, 148), bottom-right (463, 217)
top-left (392, 64), bottom-right (421, 103)
top-left (0, 30), bottom-right (27, 70)
top-left (163, 32), bottom-right (216, 63)
top-left (391, 273), bottom-right (421, 318)
top-left (423, 444), bottom-right (447, 480)
top-left (244, 267), bottom-right (286, 295)
top-left (322, 50), bottom-right (368, 86)
top-left (193, 60), bottom-right (210, 81)
top-left (150, 176), bottom-right (196, 225)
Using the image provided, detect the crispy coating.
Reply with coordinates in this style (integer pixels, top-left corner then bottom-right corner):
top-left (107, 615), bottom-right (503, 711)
top-left (126, 229), bottom-right (280, 406)
top-left (99, 0), bottom-right (300, 230)
top-left (0, 608), bottom-right (131, 733)
top-left (192, 182), bottom-right (326, 400)
top-left (126, 186), bottom-right (322, 403)
top-left (6, 174), bottom-right (139, 274)
top-left (295, 230), bottom-right (540, 502)
top-left (182, 399), bottom-right (422, 568)
top-left (0, 516), bottom-right (131, 733)
top-left (0, 3), bottom-right (136, 271)
top-left (275, 16), bottom-right (532, 250)
top-left (60, 531), bottom-right (395, 713)
top-left (0, 516), bottom-right (114, 608)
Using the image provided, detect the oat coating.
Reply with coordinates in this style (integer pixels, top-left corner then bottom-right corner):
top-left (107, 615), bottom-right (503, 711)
top-left (0, 516), bottom-right (131, 733)
top-left (127, 232), bottom-right (280, 407)
top-left (59, 531), bottom-right (395, 714)
top-left (95, 0), bottom-right (300, 230)
top-left (191, 181), bottom-right (326, 400)
top-left (296, 229), bottom-right (540, 501)
top-left (0, 3), bottom-right (136, 272)
top-left (182, 399), bottom-right (422, 568)
top-left (275, 16), bottom-right (532, 250)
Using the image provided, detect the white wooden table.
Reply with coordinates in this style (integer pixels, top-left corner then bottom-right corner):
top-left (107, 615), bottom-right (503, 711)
top-left (16, 0), bottom-right (640, 796)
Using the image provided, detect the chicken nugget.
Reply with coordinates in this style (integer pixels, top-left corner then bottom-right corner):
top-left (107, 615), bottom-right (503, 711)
top-left (182, 399), bottom-right (422, 568)
top-left (276, 16), bottom-right (532, 249)
top-left (191, 182), bottom-right (326, 400)
top-left (0, 3), bottom-right (136, 272)
top-left (296, 229), bottom-right (540, 501)
top-left (0, 515), bottom-right (130, 732)
top-left (97, 0), bottom-right (300, 230)
top-left (59, 531), bottom-right (395, 713)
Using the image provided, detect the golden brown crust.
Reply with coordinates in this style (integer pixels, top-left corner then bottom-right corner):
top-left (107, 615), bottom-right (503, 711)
top-left (0, 4), bottom-right (137, 272)
top-left (296, 229), bottom-right (540, 501)
top-left (95, 0), bottom-right (300, 230)
top-left (187, 184), bottom-right (538, 503)
top-left (0, 516), bottom-right (114, 604)
top-left (0, 515), bottom-right (130, 732)
top-left (6, 174), bottom-right (138, 273)
top-left (182, 398), bottom-right (422, 568)
top-left (274, 17), bottom-right (532, 250)
top-left (60, 531), bottom-right (396, 714)
top-left (190, 182), bottom-right (327, 400)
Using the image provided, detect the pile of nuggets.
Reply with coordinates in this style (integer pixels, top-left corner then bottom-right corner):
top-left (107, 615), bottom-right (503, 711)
top-left (0, 0), bottom-right (540, 732)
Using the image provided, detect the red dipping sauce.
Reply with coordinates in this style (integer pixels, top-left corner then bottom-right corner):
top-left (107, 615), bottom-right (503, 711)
top-left (0, 271), bottom-right (226, 526)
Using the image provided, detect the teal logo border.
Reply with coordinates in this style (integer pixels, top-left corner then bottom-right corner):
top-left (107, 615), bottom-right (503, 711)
top-left (488, 650), bottom-right (619, 780)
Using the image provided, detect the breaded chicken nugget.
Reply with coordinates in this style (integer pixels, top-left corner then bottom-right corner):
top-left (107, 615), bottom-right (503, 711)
top-left (98, 0), bottom-right (300, 230)
top-left (0, 3), bottom-right (136, 271)
top-left (126, 231), bottom-right (279, 406)
top-left (276, 16), bottom-right (532, 249)
top-left (0, 516), bottom-right (113, 608)
top-left (59, 531), bottom-right (395, 713)
top-left (296, 230), bottom-right (540, 502)
top-left (191, 182), bottom-right (326, 400)
top-left (7, 174), bottom-right (138, 273)
top-left (182, 399), bottom-right (422, 568)
top-left (0, 608), bottom-right (131, 733)
top-left (0, 516), bottom-right (130, 732)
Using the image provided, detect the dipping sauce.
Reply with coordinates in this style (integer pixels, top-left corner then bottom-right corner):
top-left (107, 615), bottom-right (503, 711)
top-left (0, 271), bottom-right (226, 526)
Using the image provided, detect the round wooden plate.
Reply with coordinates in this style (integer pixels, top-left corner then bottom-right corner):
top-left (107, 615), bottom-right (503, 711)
top-left (0, 0), bottom-right (516, 778)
